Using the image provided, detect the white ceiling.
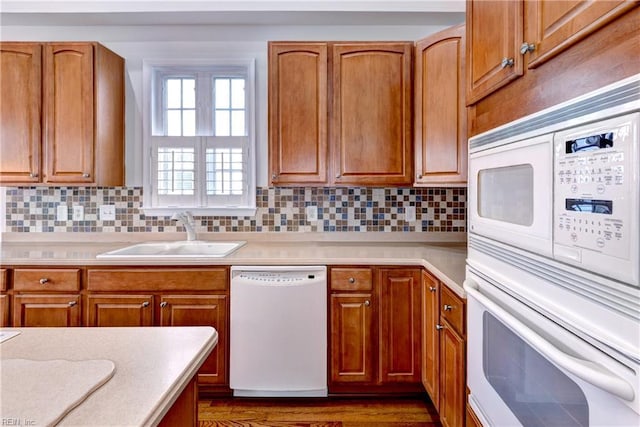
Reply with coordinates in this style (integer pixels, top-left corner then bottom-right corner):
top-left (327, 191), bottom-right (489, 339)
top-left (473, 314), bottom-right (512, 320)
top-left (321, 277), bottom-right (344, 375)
top-left (0, 0), bottom-right (466, 26)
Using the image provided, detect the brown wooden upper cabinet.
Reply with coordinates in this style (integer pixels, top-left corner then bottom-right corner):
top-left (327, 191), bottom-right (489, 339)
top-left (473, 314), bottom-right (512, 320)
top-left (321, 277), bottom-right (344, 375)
top-left (269, 43), bottom-right (328, 185)
top-left (269, 41), bottom-right (413, 187)
top-left (414, 24), bottom-right (467, 186)
top-left (0, 42), bottom-right (125, 186)
top-left (466, 0), bottom-right (637, 105)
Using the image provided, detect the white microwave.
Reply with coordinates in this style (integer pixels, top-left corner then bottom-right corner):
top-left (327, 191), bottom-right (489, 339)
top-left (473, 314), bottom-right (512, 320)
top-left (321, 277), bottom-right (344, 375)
top-left (469, 75), bottom-right (640, 287)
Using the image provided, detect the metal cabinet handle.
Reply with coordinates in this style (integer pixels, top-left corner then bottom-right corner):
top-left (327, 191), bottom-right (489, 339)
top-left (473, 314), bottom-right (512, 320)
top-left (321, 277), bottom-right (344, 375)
top-left (436, 324), bottom-right (444, 330)
top-left (443, 304), bottom-right (453, 311)
top-left (30, 173), bottom-right (38, 178)
top-left (141, 301), bottom-right (150, 308)
top-left (271, 173), bottom-right (277, 180)
top-left (429, 286), bottom-right (437, 292)
top-left (417, 174), bottom-right (423, 179)
top-left (348, 277), bottom-right (356, 284)
top-left (160, 301), bottom-right (168, 308)
top-left (83, 173), bottom-right (90, 178)
top-left (364, 300), bottom-right (371, 307)
top-left (335, 174), bottom-right (342, 179)
top-left (68, 301), bottom-right (77, 307)
top-left (520, 42), bottom-right (535, 54)
top-left (39, 278), bottom-right (49, 285)
top-left (501, 57), bottom-right (515, 68)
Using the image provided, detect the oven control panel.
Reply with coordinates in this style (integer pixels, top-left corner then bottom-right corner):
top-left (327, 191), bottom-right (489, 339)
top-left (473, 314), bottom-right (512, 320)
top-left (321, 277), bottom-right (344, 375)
top-left (553, 112), bottom-right (638, 285)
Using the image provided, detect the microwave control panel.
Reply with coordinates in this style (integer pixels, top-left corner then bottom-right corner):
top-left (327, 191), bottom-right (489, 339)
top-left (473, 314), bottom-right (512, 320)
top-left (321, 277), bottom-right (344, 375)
top-left (553, 112), bottom-right (638, 285)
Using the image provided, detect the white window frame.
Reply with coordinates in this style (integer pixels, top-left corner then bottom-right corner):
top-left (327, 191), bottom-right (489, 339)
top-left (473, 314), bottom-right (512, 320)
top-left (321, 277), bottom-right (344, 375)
top-left (142, 59), bottom-right (256, 217)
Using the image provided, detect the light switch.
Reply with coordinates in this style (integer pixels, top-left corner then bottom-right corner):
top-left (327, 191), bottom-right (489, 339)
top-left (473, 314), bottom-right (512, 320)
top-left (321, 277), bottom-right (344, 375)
top-left (405, 206), bottom-right (416, 222)
top-left (99, 205), bottom-right (116, 221)
top-left (72, 205), bottom-right (84, 221)
top-left (306, 205), bottom-right (318, 222)
top-left (56, 205), bottom-right (68, 221)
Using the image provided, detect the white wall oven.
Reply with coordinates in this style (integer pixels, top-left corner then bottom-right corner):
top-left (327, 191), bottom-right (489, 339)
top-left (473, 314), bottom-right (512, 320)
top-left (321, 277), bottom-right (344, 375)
top-left (466, 74), bottom-right (640, 426)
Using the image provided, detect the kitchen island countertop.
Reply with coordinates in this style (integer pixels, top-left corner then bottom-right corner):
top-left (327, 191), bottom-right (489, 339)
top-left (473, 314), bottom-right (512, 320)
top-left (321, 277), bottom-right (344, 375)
top-left (0, 326), bottom-right (217, 426)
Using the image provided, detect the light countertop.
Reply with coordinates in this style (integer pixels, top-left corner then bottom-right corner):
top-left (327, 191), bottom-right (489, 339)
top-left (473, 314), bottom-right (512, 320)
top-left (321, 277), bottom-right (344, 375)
top-left (0, 233), bottom-right (467, 296)
top-left (0, 326), bottom-right (217, 426)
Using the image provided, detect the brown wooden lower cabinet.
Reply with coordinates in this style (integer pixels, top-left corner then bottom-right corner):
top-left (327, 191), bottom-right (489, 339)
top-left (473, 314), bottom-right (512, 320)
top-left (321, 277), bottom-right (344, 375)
top-left (329, 266), bottom-right (422, 393)
top-left (86, 294), bottom-right (155, 327)
top-left (13, 294), bottom-right (81, 326)
top-left (422, 270), bottom-right (466, 427)
top-left (466, 402), bottom-right (483, 427)
top-left (0, 294), bottom-right (9, 327)
top-left (158, 375), bottom-right (198, 427)
top-left (159, 295), bottom-right (228, 387)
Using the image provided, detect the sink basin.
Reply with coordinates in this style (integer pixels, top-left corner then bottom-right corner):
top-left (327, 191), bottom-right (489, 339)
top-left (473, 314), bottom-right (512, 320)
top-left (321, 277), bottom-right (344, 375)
top-left (97, 240), bottom-right (246, 259)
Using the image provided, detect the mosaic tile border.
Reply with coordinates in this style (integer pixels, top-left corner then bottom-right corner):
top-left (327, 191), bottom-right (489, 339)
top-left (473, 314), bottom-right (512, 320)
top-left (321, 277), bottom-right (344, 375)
top-left (4, 186), bottom-right (466, 233)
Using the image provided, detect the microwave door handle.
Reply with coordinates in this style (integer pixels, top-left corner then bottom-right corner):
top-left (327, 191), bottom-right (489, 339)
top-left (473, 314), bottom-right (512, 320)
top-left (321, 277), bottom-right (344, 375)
top-left (463, 279), bottom-right (635, 402)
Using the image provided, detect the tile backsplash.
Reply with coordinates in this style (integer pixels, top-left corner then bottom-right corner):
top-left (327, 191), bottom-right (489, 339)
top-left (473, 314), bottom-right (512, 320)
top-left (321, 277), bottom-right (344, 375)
top-left (3, 186), bottom-right (466, 233)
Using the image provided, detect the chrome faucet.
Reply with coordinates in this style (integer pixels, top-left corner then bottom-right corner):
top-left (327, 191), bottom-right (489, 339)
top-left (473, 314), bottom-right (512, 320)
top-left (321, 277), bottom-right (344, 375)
top-left (171, 211), bottom-right (197, 241)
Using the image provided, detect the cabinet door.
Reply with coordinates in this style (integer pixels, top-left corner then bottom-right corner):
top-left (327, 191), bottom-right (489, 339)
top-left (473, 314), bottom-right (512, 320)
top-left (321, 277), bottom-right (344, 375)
top-left (0, 42), bottom-right (41, 184)
top-left (415, 25), bottom-right (467, 185)
top-left (42, 43), bottom-right (94, 184)
top-left (421, 271), bottom-right (440, 410)
top-left (160, 295), bottom-right (228, 386)
top-left (87, 295), bottom-right (154, 327)
top-left (440, 321), bottom-right (466, 427)
top-left (332, 43), bottom-right (413, 186)
top-left (466, 0), bottom-right (524, 105)
top-left (269, 42), bottom-right (328, 185)
top-left (13, 294), bottom-right (81, 327)
top-left (0, 294), bottom-right (10, 327)
top-left (330, 293), bottom-right (374, 384)
top-left (378, 268), bottom-right (421, 384)
top-left (525, 1), bottom-right (637, 68)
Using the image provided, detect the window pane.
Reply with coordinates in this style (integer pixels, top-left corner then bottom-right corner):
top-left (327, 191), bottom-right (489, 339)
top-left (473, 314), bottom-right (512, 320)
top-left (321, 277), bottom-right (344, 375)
top-left (167, 110), bottom-right (182, 136)
top-left (215, 79), bottom-right (230, 109)
top-left (183, 110), bottom-right (196, 136)
top-left (231, 111), bottom-right (245, 136)
top-left (206, 148), bottom-right (244, 195)
top-left (216, 111), bottom-right (230, 136)
top-left (166, 79), bottom-right (182, 108)
top-left (183, 78), bottom-right (195, 108)
top-left (231, 78), bottom-right (245, 109)
top-left (157, 148), bottom-right (195, 195)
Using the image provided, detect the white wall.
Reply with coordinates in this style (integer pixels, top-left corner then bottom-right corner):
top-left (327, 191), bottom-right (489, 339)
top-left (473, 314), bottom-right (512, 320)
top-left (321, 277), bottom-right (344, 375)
top-left (1, 21), bottom-right (463, 186)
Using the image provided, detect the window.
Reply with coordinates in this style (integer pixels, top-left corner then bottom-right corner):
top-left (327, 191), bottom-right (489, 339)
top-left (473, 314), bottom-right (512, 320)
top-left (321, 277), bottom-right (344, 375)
top-left (143, 60), bottom-right (256, 216)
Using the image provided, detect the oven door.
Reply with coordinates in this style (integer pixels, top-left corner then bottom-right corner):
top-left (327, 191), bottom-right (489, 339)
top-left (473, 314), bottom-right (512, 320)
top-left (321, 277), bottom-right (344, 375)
top-left (469, 134), bottom-right (553, 256)
top-left (464, 270), bottom-right (639, 427)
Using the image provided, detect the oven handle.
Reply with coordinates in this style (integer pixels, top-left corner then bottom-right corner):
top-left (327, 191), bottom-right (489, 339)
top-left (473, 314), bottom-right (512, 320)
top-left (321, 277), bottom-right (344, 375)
top-left (464, 278), bottom-right (635, 402)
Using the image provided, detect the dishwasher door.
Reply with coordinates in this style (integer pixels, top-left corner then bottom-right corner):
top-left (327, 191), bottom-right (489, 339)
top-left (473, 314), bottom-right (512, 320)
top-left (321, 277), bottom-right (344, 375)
top-left (230, 266), bottom-right (327, 397)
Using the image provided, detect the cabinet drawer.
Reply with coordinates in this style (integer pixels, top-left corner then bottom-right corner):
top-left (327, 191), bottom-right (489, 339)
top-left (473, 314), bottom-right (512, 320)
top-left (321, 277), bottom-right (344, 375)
top-left (87, 268), bottom-right (228, 292)
top-left (330, 268), bottom-right (373, 291)
top-left (13, 269), bottom-right (81, 292)
top-left (0, 269), bottom-right (6, 291)
top-left (441, 284), bottom-right (465, 336)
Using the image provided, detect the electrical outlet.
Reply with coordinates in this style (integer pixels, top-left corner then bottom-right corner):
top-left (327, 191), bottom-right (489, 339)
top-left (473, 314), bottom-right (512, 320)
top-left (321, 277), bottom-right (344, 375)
top-left (405, 206), bottom-right (416, 222)
top-left (56, 205), bottom-right (68, 221)
top-left (305, 205), bottom-right (318, 222)
top-left (99, 205), bottom-right (116, 221)
top-left (72, 205), bottom-right (84, 221)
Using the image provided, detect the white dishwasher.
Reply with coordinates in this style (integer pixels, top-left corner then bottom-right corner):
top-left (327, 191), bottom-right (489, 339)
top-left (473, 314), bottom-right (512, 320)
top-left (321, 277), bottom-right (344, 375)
top-left (230, 265), bottom-right (327, 397)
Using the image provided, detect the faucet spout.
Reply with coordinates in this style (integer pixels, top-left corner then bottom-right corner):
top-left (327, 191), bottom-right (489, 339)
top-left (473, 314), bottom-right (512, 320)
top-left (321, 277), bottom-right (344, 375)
top-left (171, 211), bottom-right (197, 241)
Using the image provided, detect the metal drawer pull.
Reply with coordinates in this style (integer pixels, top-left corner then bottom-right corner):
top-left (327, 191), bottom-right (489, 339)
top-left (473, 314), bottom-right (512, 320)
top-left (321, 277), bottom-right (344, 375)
top-left (68, 301), bottom-right (77, 307)
top-left (429, 286), bottom-right (437, 292)
top-left (501, 57), bottom-right (514, 68)
top-left (141, 301), bottom-right (150, 308)
top-left (39, 278), bottom-right (49, 285)
top-left (348, 277), bottom-right (356, 284)
top-left (364, 300), bottom-right (370, 307)
top-left (443, 304), bottom-right (453, 311)
top-left (436, 324), bottom-right (444, 330)
top-left (160, 301), bottom-right (168, 308)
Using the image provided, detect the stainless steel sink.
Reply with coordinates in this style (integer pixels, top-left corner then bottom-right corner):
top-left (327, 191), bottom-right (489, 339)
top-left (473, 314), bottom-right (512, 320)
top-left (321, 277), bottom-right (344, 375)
top-left (97, 240), bottom-right (246, 259)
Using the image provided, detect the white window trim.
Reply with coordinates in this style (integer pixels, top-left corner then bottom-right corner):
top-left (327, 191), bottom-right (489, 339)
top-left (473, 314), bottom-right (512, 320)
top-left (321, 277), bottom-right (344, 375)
top-left (141, 58), bottom-right (256, 217)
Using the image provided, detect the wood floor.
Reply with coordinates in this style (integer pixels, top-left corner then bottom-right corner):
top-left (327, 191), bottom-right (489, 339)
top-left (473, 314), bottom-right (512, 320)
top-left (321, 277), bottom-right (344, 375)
top-left (198, 396), bottom-right (441, 427)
